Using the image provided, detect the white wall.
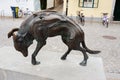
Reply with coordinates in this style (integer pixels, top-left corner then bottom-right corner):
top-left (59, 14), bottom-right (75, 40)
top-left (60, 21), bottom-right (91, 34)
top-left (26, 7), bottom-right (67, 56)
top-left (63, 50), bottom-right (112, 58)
top-left (0, 0), bottom-right (55, 17)
top-left (0, 0), bottom-right (34, 16)
top-left (33, 0), bottom-right (40, 11)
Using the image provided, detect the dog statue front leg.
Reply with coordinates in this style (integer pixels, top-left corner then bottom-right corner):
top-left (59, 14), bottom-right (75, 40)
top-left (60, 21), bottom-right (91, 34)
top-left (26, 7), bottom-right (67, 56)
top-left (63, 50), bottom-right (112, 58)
top-left (31, 41), bottom-right (45, 65)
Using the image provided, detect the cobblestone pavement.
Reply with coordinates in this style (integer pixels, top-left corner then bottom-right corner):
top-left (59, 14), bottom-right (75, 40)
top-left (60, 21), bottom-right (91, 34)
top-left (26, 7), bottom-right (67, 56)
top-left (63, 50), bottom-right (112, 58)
top-left (0, 18), bottom-right (120, 80)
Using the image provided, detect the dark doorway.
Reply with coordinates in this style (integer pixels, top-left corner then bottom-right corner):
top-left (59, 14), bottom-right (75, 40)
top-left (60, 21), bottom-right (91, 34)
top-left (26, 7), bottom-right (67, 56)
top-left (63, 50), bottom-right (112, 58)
top-left (113, 0), bottom-right (120, 21)
top-left (40, 0), bottom-right (47, 10)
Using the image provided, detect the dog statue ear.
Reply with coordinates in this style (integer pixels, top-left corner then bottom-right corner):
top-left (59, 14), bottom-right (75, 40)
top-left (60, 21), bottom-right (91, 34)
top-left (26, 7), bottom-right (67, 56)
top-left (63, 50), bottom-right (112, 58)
top-left (8, 28), bottom-right (19, 38)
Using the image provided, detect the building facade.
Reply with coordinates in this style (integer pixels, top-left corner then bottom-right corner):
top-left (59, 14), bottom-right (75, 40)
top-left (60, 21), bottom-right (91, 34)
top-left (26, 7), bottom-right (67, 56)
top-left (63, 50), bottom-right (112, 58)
top-left (0, 0), bottom-right (54, 17)
top-left (63, 0), bottom-right (120, 21)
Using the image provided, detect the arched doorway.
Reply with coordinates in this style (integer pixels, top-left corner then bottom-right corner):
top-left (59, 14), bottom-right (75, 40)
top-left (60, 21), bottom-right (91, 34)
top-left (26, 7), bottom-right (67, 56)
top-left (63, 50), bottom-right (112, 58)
top-left (113, 0), bottom-right (120, 21)
top-left (38, 0), bottom-right (64, 13)
top-left (54, 0), bottom-right (63, 8)
top-left (52, 0), bottom-right (63, 13)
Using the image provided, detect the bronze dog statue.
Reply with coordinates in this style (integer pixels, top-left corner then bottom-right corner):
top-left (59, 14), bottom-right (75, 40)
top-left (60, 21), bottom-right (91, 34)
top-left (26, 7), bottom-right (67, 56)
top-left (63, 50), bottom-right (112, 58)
top-left (8, 11), bottom-right (100, 66)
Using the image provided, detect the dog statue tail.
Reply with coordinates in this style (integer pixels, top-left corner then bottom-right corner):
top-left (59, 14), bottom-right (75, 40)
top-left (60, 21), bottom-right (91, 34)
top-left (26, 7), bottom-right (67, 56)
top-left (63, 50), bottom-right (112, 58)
top-left (82, 41), bottom-right (101, 54)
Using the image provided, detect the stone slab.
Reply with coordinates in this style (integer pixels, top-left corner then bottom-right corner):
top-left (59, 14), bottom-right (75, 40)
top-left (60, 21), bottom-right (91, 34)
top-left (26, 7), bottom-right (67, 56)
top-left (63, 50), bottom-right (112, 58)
top-left (0, 68), bottom-right (52, 80)
top-left (0, 46), bottom-right (106, 80)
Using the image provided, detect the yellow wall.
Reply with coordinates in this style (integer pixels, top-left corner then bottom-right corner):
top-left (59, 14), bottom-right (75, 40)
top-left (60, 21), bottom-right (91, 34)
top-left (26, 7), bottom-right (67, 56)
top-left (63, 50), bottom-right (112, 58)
top-left (63, 0), bottom-right (113, 18)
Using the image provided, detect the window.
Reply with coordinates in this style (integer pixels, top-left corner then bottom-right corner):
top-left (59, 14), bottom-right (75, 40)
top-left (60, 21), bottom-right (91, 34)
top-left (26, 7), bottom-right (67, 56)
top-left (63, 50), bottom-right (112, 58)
top-left (79, 0), bottom-right (99, 8)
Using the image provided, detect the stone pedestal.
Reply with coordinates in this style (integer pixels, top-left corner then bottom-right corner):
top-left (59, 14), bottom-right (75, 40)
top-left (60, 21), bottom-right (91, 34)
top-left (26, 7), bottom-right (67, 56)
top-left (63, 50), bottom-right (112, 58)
top-left (0, 47), bottom-right (106, 80)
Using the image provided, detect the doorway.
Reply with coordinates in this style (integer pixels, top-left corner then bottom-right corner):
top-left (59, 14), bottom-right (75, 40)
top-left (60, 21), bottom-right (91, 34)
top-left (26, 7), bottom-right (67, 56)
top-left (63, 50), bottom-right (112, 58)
top-left (113, 0), bottom-right (120, 21)
top-left (48, 0), bottom-right (63, 13)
